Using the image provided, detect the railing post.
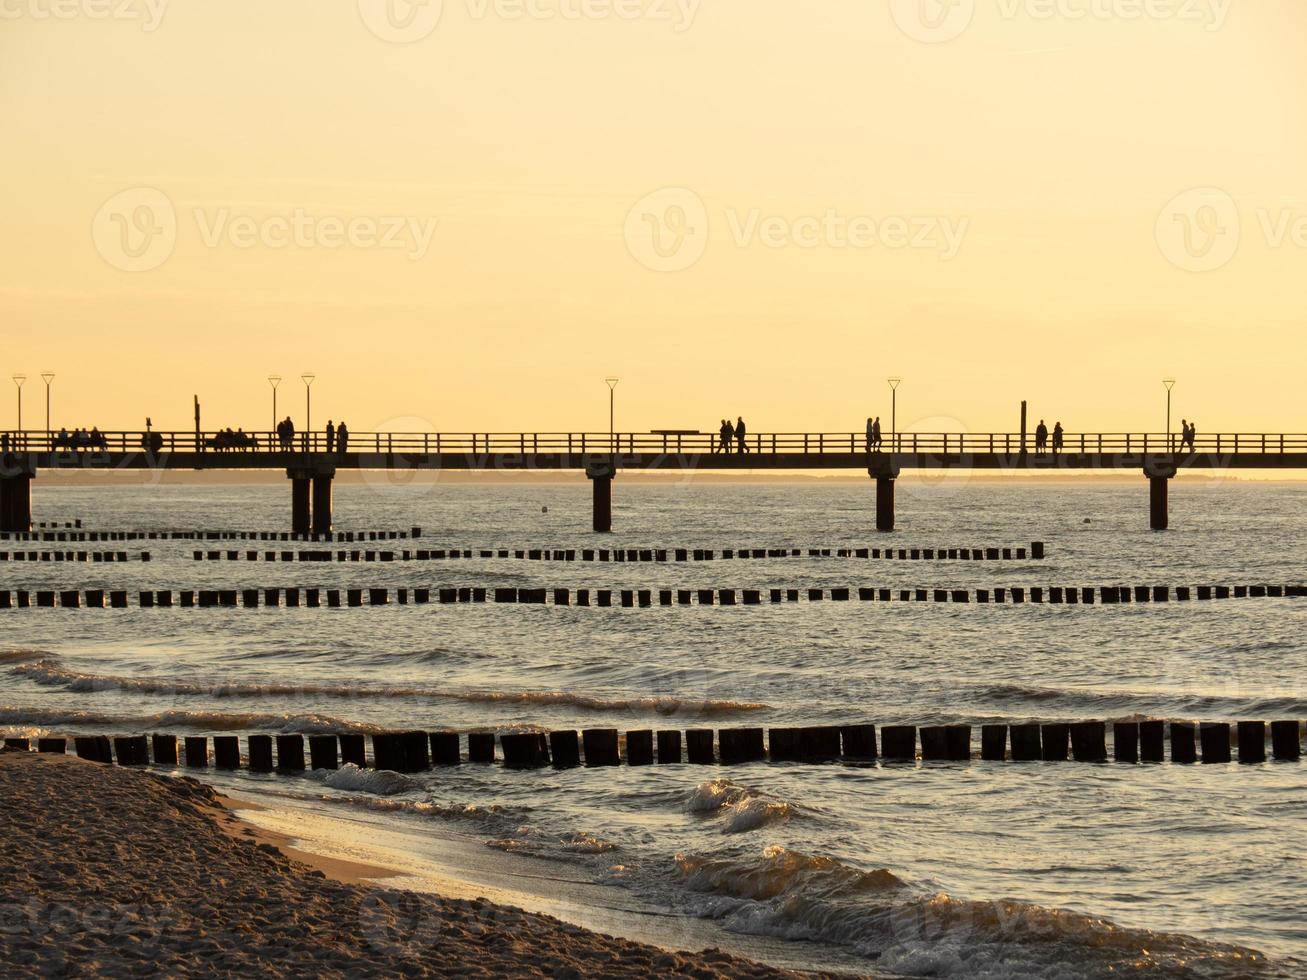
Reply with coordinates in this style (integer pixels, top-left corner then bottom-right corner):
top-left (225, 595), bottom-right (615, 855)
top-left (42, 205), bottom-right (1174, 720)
top-left (1262, 434), bottom-right (1266, 453)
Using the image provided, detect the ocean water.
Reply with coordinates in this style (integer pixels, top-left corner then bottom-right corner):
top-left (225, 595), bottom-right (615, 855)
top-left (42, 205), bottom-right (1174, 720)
top-left (3, 479), bottom-right (1305, 978)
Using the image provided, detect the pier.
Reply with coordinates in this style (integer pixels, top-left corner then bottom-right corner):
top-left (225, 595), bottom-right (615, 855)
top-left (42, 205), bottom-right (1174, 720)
top-left (2, 429), bottom-right (1305, 533)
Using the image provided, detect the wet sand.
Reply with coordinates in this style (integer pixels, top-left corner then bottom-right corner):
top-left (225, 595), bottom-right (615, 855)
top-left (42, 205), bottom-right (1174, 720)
top-left (0, 752), bottom-right (828, 978)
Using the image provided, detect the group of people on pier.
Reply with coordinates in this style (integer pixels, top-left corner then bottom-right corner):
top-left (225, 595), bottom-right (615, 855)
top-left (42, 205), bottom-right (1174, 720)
top-left (865, 417), bottom-right (884, 451)
top-left (714, 417), bottom-right (749, 454)
top-left (1179, 420), bottom-right (1197, 450)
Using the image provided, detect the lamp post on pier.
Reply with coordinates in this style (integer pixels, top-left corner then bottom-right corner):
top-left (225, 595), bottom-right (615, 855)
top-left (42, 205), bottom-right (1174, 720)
top-left (40, 372), bottom-right (53, 449)
top-left (301, 373), bottom-right (315, 452)
top-left (268, 375), bottom-right (281, 433)
top-left (12, 375), bottom-right (25, 445)
top-left (887, 377), bottom-right (901, 452)
top-left (605, 377), bottom-right (619, 463)
top-left (1163, 378), bottom-right (1176, 452)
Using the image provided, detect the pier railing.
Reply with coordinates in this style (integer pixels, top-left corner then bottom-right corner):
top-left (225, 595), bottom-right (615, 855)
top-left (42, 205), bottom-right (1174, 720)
top-left (2, 430), bottom-right (1305, 457)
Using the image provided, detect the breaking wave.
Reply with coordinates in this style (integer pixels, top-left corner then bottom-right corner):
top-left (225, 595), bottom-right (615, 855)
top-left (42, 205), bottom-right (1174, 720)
top-left (11, 661), bottom-right (767, 717)
top-left (676, 846), bottom-right (1272, 977)
top-left (0, 705), bottom-right (376, 734)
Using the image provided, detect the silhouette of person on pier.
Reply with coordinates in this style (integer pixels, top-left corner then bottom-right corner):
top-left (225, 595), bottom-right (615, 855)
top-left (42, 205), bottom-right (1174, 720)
top-left (1035, 419), bottom-right (1048, 456)
top-left (277, 416), bottom-right (295, 451)
top-left (872, 416), bottom-right (882, 450)
top-left (735, 416), bottom-right (748, 454)
top-left (1052, 422), bottom-right (1063, 456)
top-left (719, 419), bottom-right (733, 454)
top-left (866, 417), bottom-right (874, 452)
top-left (1182, 420), bottom-right (1196, 451)
top-left (336, 421), bottom-right (349, 457)
top-left (325, 420), bottom-right (335, 454)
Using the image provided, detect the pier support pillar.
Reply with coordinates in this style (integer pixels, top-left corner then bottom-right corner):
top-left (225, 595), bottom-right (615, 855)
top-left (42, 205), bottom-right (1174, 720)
top-left (868, 457), bottom-right (900, 533)
top-left (0, 459), bottom-right (35, 533)
top-left (586, 459), bottom-right (615, 534)
top-left (291, 478), bottom-right (311, 535)
top-left (312, 475), bottom-right (333, 535)
top-left (1143, 457), bottom-right (1177, 532)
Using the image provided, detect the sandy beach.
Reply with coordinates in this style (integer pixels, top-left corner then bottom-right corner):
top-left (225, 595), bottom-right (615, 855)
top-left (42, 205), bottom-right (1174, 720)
top-left (0, 751), bottom-right (821, 979)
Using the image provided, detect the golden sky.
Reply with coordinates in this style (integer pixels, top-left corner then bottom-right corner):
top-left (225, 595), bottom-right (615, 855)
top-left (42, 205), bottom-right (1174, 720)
top-left (2, 0), bottom-right (1305, 438)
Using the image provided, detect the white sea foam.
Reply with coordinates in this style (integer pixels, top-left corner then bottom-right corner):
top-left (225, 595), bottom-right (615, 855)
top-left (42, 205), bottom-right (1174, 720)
top-left (309, 763), bottom-right (414, 796)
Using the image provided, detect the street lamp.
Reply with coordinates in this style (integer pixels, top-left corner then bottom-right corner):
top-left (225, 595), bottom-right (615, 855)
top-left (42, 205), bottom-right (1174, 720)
top-left (301, 373), bottom-right (315, 451)
top-left (887, 377), bottom-right (901, 452)
top-left (605, 377), bottom-right (619, 460)
top-left (12, 375), bottom-right (25, 440)
top-left (40, 372), bottom-right (54, 447)
top-left (1162, 378), bottom-right (1176, 451)
top-left (268, 375), bottom-right (281, 432)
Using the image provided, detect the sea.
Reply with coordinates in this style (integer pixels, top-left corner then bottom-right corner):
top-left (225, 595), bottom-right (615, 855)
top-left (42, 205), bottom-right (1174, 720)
top-left (3, 478), bottom-right (1305, 979)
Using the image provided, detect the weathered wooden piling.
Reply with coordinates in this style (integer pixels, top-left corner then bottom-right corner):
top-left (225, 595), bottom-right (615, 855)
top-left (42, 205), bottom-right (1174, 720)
top-left (981, 724), bottom-right (1007, 761)
top-left (1113, 722), bottom-right (1139, 763)
top-left (468, 732), bottom-right (496, 764)
top-left (276, 734), bottom-right (305, 772)
top-left (1170, 722), bottom-right (1197, 764)
top-left (1070, 722), bottom-right (1107, 762)
top-left (75, 736), bottom-right (113, 763)
top-left (248, 734), bottom-right (274, 772)
top-left (211, 735), bottom-right (239, 770)
top-left (841, 724), bottom-right (876, 760)
top-left (1200, 723), bottom-right (1231, 764)
top-left (657, 730), bottom-right (683, 764)
top-left (310, 734), bottom-right (339, 770)
top-left (1139, 721), bottom-right (1165, 762)
top-left (1009, 724), bottom-right (1041, 761)
top-left (501, 732), bottom-right (549, 769)
top-left (114, 736), bottom-right (149, 766)
top-left (626, 729), bottom-right (654, 766)
top-left (426, 732), bottom-right (459, 766)
top-left (1236, 721), bottom-right (1265, 764)
top-left (185, 736), bottom-right (208, 768)
top-left (1270, 720), bottom-right (1300, 760)
top-left (880, 725), bottom-right (916, 761)
top-left (1041, 724), bottom-right (1069, 761)
top-left (582, 729), bottom-right (620, 766)
top-left (152, 734), bottom-right (178, 766)
top-left (919, 726), bottom-right (949, 760)
top-left (685, 729), bottom-right (714, 764)
top-left (718, 728), bottom-right (766, 764)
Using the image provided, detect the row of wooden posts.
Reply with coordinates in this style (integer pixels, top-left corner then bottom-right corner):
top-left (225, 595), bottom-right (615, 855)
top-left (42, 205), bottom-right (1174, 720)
top-left (0, 528), bottom-right (422, 543)
top-left (1, 583), bottom-right (1302, 610)
top-left (7, 720), bottom-right (1301, 771)
top-left (0, 551), bottom-right (145, 563)
top-left (190, 543), bottom-right (1046, 564)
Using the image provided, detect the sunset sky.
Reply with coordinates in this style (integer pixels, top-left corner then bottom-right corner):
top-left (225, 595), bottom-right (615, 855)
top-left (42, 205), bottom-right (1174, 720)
top-left (3, 0), bottom-right (1305, 438)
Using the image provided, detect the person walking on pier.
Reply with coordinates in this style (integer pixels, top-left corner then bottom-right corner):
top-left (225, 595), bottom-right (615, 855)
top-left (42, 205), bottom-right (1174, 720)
top-left (325, 420), bottom-right (335, 455)
top-left (1035, 419), bottom-right (1048, 456)
top-left (735, 416), bottom-right (748, 454)
top-left (872, 416), bottom-right (882, 450)
top-left (336, 420), bottom-right (349, 458)
top-left (1183, 420), bottom-right (1196, 451)
top-left (719, 419), bottom-right (733, 455)
top-left (1052, 422), bottom-right (1064, 456)
top-left (866, 417), bottom-right (874, 453)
